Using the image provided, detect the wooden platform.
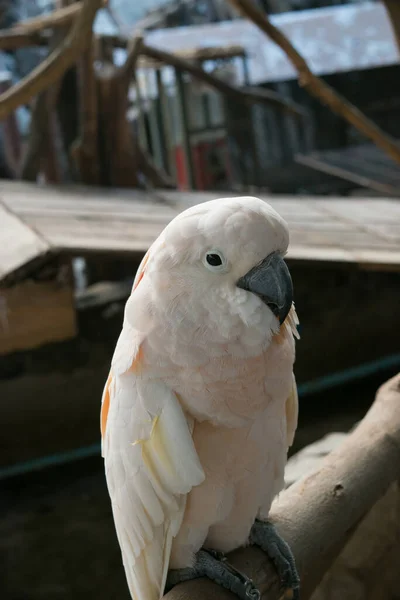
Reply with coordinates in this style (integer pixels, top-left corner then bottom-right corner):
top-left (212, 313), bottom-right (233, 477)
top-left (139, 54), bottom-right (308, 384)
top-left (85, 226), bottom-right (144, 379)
top-left (1, 181), bottom-right (400, 281)
top-left (296, 143), bottom-right (400, 198)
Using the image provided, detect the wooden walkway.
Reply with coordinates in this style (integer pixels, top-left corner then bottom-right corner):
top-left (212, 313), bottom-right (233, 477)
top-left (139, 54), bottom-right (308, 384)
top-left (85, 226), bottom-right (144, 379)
top-left (296, 143), bottom-right (400, 197)
top-left (1, 181), bottom-right (400, 282)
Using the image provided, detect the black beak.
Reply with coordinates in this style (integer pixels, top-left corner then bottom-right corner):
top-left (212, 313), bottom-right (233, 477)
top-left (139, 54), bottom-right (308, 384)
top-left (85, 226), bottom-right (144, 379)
top-left (237, 252), bottom-right (293, 325)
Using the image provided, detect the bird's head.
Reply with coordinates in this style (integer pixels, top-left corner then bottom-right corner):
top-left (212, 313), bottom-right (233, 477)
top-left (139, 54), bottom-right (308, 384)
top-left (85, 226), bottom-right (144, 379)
top-left (139, 196), bottom-right (294, 348)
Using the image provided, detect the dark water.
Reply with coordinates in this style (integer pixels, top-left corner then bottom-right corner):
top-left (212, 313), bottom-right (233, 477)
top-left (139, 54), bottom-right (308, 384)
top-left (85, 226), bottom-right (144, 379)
top-left (0, 370), bottom-right (396, 600)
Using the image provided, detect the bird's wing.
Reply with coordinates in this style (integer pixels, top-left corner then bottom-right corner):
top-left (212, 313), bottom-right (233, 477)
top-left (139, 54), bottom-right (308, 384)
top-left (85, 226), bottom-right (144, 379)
top-left (103, 370), bottom-right (205, 600)
top-left (285, 374), bottom-right (299, 448)
top-left (285, 304), bottom-right (300, 448)
top-left (101, 251), bottom-right (205, 600)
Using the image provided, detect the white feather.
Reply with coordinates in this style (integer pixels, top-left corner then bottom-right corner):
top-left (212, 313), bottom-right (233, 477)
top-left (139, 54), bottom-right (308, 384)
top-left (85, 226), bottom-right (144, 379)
top-left (103, 361), bottom-right (205, 600)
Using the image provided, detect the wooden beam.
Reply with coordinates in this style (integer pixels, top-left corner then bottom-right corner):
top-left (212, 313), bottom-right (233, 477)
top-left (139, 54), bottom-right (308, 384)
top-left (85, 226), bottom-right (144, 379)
top-left (0, 203), bottom-right (49, 284)
top-left (0, 269), bottom-right (77, 355)
top-left (0, 0), bottom-right (102, 120)
top-left (141, 43), bottom-right (308, 118)
top-left (226, 0), bottom-right (400, 167)
top-left (175, 68), bottom-right (195, 189)
top-left (0, 74), bottom-right (21, 175)
top-left (382, 1), bottom-right (400, 52)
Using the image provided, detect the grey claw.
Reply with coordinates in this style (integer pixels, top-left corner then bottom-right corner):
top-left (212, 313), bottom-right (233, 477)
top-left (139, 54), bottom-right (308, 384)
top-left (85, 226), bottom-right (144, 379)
top-left (250, 519), bottom-right (300, 600)
top-left (166, 548), bottom-right (261, 600)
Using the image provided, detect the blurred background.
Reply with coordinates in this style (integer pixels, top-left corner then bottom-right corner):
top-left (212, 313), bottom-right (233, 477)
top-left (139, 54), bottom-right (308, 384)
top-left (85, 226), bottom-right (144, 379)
top-left (0, 0), bottom-right (400, 598)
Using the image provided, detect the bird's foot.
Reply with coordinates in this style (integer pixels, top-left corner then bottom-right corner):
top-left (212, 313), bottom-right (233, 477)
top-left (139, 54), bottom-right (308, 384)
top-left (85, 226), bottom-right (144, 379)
top-left (166, 548), bottom-right (261, 600)
top-left (250, 519), bottom-right (300, 600)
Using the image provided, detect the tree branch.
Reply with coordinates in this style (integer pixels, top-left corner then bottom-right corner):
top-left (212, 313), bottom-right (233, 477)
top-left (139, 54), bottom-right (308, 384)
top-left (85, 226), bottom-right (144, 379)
top-left (226, 0), bottom-right (400, 166)
top-left (0, 0), bottom-right (102, 121)
top-left (140, 43), bottom-right (308, 119)
top-left (165, 373), bottom-right (400, 600)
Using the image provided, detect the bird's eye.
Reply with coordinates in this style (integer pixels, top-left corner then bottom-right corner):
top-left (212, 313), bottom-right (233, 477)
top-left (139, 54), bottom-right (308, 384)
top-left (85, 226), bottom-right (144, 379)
top-left (206, 253), bottom-right (222, 266)
top-left (203, 250), bottom-right (228, 272)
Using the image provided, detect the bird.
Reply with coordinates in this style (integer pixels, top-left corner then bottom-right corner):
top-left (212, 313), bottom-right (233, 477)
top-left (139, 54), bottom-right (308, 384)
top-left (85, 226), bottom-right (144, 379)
top-left (101, 196), bottom-right (300, 600)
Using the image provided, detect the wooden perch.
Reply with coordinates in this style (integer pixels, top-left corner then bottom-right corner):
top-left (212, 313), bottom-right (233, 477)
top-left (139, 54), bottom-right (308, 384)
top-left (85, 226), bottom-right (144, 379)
top-left (226, 0), bottom-right (400, 166)
top-left (0, 0), bottom-right (102, 121)
top-left (140, 43), bottom-right (308, 119)
top-left (165, 373), bottom-right (400, 600)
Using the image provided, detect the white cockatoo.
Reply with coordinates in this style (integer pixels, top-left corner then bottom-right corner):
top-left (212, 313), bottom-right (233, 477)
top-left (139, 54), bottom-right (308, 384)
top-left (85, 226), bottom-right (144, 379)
top-left (101, 196), bottom-right (300, 600)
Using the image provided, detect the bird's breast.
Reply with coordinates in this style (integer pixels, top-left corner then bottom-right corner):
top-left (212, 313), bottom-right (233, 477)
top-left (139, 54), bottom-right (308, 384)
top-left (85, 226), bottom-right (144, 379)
top-left (146, 323), bottom-right (295, 428)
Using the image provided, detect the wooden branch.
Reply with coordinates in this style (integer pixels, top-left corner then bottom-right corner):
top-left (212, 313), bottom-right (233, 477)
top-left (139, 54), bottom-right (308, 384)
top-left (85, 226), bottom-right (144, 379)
top-left (19, 28), bottom-right (67, 182)
top-left (9, 3), bottom-right (82, 35)
top-left (19, 91), bottom-right (51, 181)
top-left (0, 0), bottom-right (102, 121)
top-left (382, 1), bottom-right (400, 53)
top-left (311, 481), bottom-right (400, 600)
top-left (70, 40), bottom-right (101, 184)
top-left (0, 75), bottom-right (21, 176)
top-left (118, 35), bottom-right (144, 98)
top-left (226, 0), bottom-right (400, 166)
top-left (96, 52), bottom-right (140, 187)
top-left (140, 43), bottom-right (308, 119)
top-left (20, 87), bottom-right (63, 183)
top-left (0, 3), bottom-right (82, 50)
top-left (42, 101), bottom-right (63, 183)
top-left (0, 0), bottom-right (108, 50)
top-left (0, 30), bottom-right (48, 51)
top-left (165, 373), bottom-right (400, 600)
top-left (95, 33), bottom-right (173, 189)
top-left (135, 138), bottom-right (175, 189)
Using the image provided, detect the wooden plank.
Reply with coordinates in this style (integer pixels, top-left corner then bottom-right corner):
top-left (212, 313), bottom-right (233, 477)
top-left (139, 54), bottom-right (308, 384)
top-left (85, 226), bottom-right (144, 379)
top-left (137, 44), bottom-right (246, 70)
top-left (1, 182), bottom-right (400, 269)
top-left (287, 245), bottom-right (400, 266)
top-left (0, 182), bottom-right (177, 216)
top-left (24, 216), bottom-right (167, 254)
top-left (0, 277), bottom-right (77, 355)
top-left (295, 144), bottom-right (400, 197)
top-left (0, 202), bottom-right (50, 283)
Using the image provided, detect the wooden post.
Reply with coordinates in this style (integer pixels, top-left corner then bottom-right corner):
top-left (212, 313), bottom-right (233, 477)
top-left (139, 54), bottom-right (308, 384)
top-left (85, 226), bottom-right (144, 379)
top-left (0, 72), bottom-right (21, 176)
top-left (148, 71), bottom-right (165, 171)
top-left (135, 70), bottom-right (149, 154)
top-left (175, 68), bottom-right (195, 190)
top-left (157, 68), bottom-right (176, 181)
